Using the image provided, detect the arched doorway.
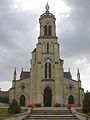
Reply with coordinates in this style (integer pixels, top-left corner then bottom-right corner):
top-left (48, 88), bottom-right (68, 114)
top-left (43, 87), bottom-right (52, 107)
top-left (68, 95), bottom-right (74, 104)
top-left (20, 95), bottom-right (26, 106)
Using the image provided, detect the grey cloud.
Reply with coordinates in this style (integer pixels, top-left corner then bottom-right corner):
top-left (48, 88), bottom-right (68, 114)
top-left (57, 0), bottom-right (90, 58)
top-left (0, 0), bottom-right (90, 91)
top-left (0, 1), bottom-right (38, 83)
top-left (0, 0), bottom-right (14, 15)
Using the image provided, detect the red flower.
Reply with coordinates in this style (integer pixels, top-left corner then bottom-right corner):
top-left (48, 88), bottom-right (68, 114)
top-left (54, 103), bottom-right (61, 107)
top-left (68, 104), bottom-right (75, 109)
top-left (26, 104), bottom-right (36, 108)
top-left (34, 103), bottom-right (41, 107)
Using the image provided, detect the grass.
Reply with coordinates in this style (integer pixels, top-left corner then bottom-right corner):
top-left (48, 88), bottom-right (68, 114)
top-left (0, 108), bottom-right (11, 118)
top-left (21, 108), bottom-right (28, 113)
top-left (0, 108), bottom-right (28, 118)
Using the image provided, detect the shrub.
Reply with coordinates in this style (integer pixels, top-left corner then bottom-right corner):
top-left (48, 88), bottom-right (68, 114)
top-left (8, 99), bottom-right (21, 114)
top-left (83, 91), bottom-right (90, 114)
top-left (0, 96), bottom-right (9, 103)
top-left (35, 103), bottom-right (41, 107)
top-left (62, 104), bottom-right (66, 107)
top-left (54, 103), bottom-right (61, 107)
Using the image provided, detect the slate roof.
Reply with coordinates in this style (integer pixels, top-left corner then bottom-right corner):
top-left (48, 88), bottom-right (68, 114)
top-left (0, 90), bottom-right (9, 97)
top-left (32, 48), bottom-right (36, 53)
top-left (20, 71), bottom-right (30, 80)
top-left (64, 72), bottom-right (72, 79)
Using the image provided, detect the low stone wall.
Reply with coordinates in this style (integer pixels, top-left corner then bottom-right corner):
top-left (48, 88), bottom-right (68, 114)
top-left (71, 107), bottom-right (90, 120)
top-left (1, 109), bottom-right (31, 120)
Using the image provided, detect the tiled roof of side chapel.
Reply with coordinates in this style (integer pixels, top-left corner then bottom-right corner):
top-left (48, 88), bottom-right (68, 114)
top-left (20, 68), bottom-right (30, 80)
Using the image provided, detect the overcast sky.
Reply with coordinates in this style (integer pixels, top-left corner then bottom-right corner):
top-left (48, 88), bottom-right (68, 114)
top-left (0, 0), bottom-right (90, 92)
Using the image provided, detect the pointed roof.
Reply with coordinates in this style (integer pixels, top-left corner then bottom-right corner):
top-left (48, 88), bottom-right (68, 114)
top-left (20, 70), bottom-right (30, 80)
top-left (64, 68), bottom-right (72, 79)
top-left (32, 48), bottom-right (36, 53)
top-left (0, 90), bottom-right (9, 97)
top-left (64, 72), bottom-right (72, 79)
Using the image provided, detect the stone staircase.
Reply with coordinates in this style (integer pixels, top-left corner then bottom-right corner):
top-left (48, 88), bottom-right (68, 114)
top-left (25, 107), bottom-right (79, 120)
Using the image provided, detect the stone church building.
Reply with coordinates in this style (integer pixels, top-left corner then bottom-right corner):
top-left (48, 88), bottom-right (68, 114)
top-left (9, 4), bottom-right (84, 107)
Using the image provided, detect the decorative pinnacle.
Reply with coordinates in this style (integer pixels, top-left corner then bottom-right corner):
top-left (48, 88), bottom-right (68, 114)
top-left (68, 68), bottom-right (70, 72)
top-left (45, 2), bottom-right (49, 11)
top-left (14, 67), bottom-right (16, 74)
top-left (77, 68), bottom-right (81, 81)
top-left (13, 67), bottom-right (16, 81)
top-left (22, 67), bottom-right (23, 72)
top-left (77, 68), bottom-right (80, 75)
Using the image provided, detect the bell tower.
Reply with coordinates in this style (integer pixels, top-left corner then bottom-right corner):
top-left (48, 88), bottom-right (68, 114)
top-left (38, 3), bottom-right (57, 39)
top-left (30, 3), bottom-right (64, 106)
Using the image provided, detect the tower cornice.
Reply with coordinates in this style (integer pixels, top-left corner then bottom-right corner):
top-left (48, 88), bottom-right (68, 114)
top-left (38, 36), bottom-right (58, 39)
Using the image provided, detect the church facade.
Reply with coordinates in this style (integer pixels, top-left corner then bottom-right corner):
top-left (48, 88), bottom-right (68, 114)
top-left (9, 4), bottom-right (84, 107)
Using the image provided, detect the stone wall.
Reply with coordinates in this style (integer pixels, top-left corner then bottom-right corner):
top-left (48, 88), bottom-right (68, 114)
top-left (71, 107), bottom-right (90, 120)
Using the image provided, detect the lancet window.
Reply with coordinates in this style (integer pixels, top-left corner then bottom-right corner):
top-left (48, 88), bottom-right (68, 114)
top-left (45, 59), bottom-right (51, 79)
top-left (44, 25), bottom-right (52, 36)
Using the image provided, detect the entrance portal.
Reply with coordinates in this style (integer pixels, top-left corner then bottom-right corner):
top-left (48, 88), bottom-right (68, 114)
top-left (20, 95), bottom-right (26, 106)
top-left (68, 95), bottom-right (74, 104)
top-left (43, 86), bottom-right (52, 107)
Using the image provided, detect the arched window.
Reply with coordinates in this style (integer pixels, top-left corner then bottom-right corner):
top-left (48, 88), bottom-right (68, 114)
top-left (45, 59), bottom-right (51, 79)
top-left (20, 95), bottom-right (26, 106)
top-left (44, 25), bottom-right (52, 36)
top-left (49, 63), bottom-right (51, 78)
top-left (44, 25), bottom-right (47, 36)
top-left (47, 43), bottom-right (49, 53)
top-left (48, 25), bottom-right (52, 36)
top-left (45, 63), bottom-right (47, 78)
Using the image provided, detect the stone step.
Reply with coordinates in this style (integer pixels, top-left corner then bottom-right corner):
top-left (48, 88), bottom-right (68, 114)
top-left (31, 110), bottom-right (71, 115)
top-left (25, 116), bottom-right (78, 120)
top-left (24, 107), bottom-right (79, 120)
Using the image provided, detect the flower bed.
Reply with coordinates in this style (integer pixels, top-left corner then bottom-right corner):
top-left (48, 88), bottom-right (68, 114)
top-left (26, 103), bottom-right (41, 108)
top-left (34, 103), bottom-right (41, 107)
top-left (53, 103), bottom-right (61, 107)
top-left (26, 104), bottom-right (35, 108)
top-left (68, 104), bottom-right (75, 109)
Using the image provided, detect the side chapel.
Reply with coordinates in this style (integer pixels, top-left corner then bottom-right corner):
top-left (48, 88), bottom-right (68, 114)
top-left (9, 4), bottom-right (84, 107)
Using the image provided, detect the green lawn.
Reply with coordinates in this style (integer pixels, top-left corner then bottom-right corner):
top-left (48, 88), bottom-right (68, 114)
top-left (0, 108), bottom-right (28, 118)
top-left (0, 108), bottom-right (10, 117)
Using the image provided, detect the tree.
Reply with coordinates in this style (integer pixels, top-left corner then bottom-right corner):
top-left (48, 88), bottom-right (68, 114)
top-left (8, 99), bottom-right (21, 114)
top-left (83, 91), bottom-right (90, 114)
